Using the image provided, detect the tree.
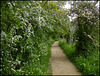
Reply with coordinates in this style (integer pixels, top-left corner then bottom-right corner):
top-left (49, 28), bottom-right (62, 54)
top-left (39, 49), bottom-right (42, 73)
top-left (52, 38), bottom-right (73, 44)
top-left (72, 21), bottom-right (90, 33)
top-left (68, 1), bottom-right (99, 54)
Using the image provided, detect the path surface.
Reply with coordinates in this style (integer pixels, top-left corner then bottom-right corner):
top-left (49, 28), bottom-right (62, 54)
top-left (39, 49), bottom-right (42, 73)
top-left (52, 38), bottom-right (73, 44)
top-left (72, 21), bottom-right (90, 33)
top-left (50, 41), bottom-right (81, 75)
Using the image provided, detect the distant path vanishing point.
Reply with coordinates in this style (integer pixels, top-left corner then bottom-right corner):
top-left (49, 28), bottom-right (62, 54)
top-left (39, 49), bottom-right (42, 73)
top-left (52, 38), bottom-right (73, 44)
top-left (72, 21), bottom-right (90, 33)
top-left (50, 41), bottom-right (81, 75)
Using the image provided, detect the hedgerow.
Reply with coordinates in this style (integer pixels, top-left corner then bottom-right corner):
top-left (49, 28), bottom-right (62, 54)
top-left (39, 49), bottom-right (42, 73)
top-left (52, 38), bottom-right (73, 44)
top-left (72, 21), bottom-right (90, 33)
top-left (1, 1), bottom-right (69, 75)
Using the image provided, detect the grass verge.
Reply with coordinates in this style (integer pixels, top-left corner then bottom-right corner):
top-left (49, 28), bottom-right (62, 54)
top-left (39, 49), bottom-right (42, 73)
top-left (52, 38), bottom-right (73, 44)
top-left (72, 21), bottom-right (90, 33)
top-left (59, 39), bottom-right (99, 76)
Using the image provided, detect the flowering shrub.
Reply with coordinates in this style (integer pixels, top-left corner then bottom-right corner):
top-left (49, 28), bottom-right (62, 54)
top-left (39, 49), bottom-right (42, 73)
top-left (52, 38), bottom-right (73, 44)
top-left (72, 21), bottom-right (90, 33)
top-left (1, 1), bottom-right (68, 75)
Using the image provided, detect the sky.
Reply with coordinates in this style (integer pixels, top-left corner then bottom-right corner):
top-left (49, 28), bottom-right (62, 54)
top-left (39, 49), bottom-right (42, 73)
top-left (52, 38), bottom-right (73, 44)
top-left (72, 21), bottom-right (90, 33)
top-left (63, 2), bottom-right (71, 9)
top-left (62, 1), bottom-right (73, 21)
top-left (63, 1), bottom-right (99, 9)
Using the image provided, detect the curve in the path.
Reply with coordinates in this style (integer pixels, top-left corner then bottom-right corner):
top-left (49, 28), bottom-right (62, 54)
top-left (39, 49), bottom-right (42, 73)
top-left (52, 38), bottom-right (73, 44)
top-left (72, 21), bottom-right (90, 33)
top-left (50, 41), bottom-right (81, 75)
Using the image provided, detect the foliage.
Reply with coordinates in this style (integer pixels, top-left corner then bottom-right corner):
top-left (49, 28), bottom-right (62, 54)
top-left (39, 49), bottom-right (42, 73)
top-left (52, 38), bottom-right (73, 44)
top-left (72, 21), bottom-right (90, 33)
top-left (1, 1), bottom-right (99, 75)
top-left (59, 1), bottom-right (99, 75)
top-left (59, 39), bottom-right (99, 75)
top-left (59, 39), bottom-right (76, 59)
top-left (1, 1), bottom-right (69, 75)
top-left (68, 1), bottom-right (99, 54)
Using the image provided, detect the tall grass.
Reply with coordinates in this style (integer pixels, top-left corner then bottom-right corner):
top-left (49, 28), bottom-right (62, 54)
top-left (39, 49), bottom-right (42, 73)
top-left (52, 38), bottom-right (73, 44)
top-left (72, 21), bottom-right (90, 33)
top-left (59, 39), bottom-right (99, 76)
top-left (59, 39), bottom-right (76, 59)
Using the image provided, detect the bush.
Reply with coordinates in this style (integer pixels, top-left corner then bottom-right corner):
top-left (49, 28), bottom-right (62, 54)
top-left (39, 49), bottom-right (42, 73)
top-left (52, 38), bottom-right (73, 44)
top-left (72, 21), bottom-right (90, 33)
top-left (1, 1), bottom-right (56, 75)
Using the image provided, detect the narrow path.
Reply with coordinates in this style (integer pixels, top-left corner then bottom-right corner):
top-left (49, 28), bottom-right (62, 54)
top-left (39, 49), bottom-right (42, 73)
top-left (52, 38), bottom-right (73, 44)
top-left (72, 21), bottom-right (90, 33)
top-left (50, 41), bottom-right (81, 75)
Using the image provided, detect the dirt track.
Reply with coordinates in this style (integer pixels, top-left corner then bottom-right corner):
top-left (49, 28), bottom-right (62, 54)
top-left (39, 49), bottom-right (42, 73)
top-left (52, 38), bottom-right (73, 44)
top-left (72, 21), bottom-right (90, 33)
top-left (50, 41), bottom-right (81, 75)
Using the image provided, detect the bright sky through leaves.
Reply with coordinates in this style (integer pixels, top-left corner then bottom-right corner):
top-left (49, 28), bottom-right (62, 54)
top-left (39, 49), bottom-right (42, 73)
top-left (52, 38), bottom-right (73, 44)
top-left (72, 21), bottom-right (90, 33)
top-left (63, 1), bottom-right (99, 21)
top-left (63, 2), bottom-right (71, 9)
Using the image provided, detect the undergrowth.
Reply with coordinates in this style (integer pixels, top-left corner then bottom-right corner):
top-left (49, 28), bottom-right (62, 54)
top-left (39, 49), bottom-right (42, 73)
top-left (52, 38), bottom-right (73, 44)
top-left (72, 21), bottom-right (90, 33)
top-left (59, 39), bottom-right (99, 76)
top-left (21, 40), bottom-right (55, 75)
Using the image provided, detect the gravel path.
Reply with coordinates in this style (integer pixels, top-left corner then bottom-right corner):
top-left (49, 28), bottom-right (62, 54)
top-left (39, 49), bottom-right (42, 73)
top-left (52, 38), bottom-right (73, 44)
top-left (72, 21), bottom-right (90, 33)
top-left (50, 41), bottom-right (81, 75)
